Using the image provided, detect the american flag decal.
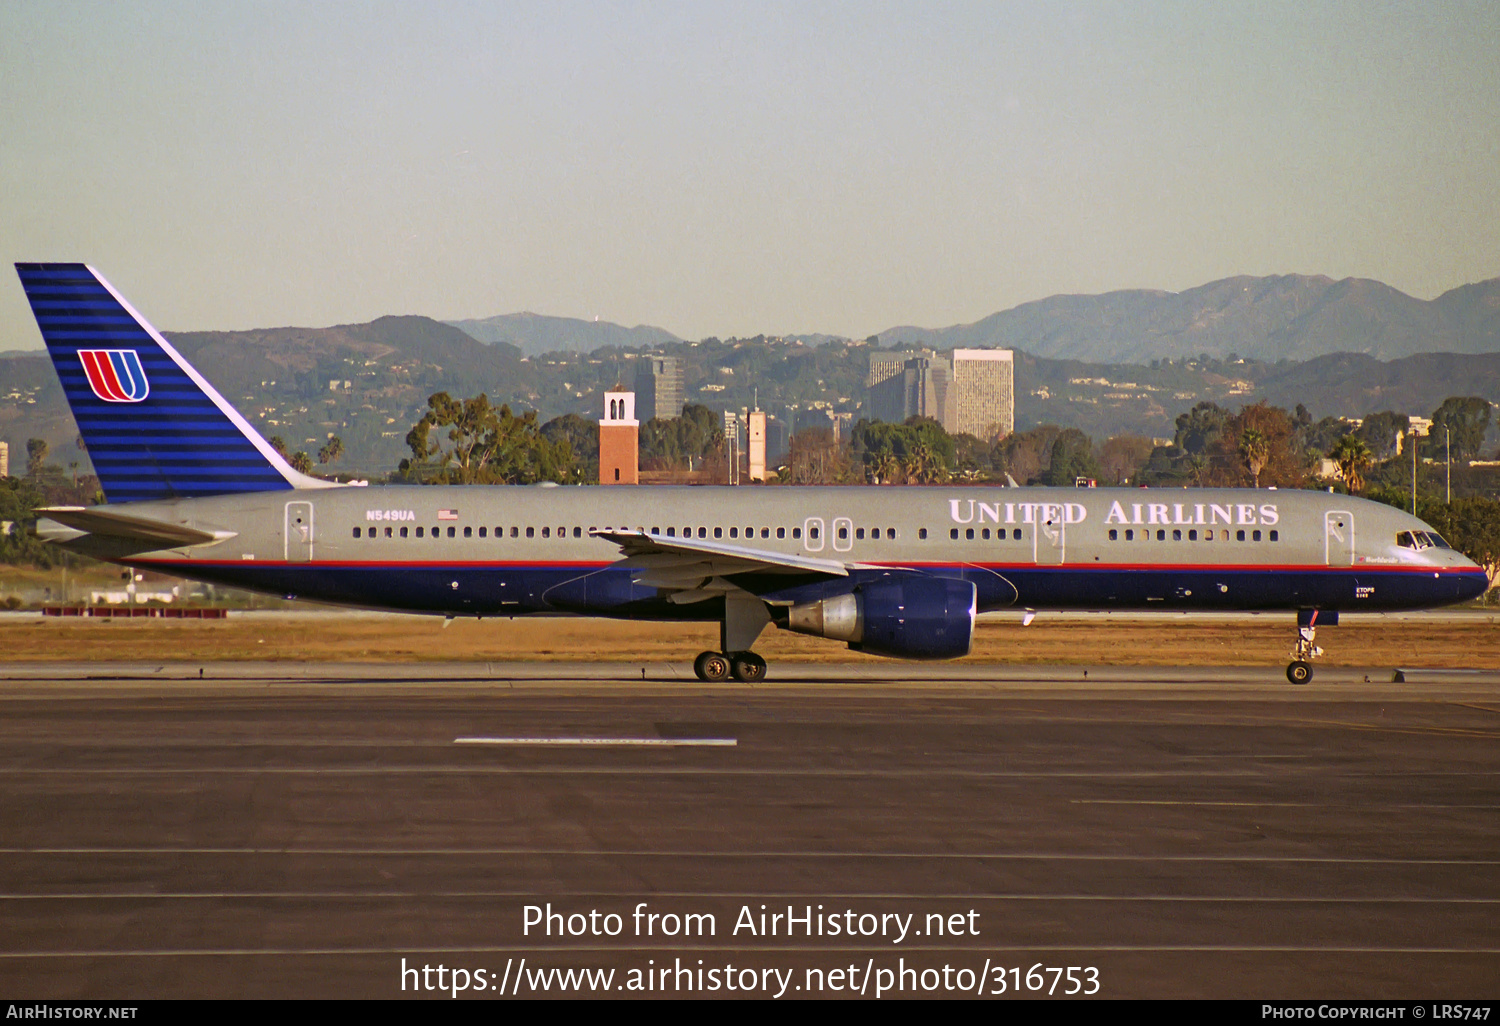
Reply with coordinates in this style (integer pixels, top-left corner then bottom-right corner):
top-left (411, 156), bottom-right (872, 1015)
top-left (438, 509), bottom-right (459, 520)
top-left (78, 349), bottom-right (150, 402)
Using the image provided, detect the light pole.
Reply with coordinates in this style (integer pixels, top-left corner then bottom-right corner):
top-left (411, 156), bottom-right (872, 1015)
top-left (1446, 426), bottom-right (1451, 505)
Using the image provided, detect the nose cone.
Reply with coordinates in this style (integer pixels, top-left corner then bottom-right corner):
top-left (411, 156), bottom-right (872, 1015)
top-left (1456, 567), bottom-right (1491, 603)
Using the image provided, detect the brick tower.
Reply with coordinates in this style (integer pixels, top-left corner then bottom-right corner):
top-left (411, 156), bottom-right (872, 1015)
top-left (598, 390), bottom-right (639, 485)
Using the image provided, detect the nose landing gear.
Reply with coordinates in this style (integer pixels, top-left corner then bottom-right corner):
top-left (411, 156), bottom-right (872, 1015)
top-left (1287, 610), bottom-right (1334, 684)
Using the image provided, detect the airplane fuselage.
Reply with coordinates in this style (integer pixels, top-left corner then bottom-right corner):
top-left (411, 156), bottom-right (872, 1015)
top-left (51, 484), bottom-right (1487, 620)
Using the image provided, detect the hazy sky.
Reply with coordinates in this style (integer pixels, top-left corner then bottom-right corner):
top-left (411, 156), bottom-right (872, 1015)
top-left (3, 1), bottom-right (1498, 347)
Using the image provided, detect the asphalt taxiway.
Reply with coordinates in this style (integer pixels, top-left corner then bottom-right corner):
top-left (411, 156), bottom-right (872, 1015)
top-left (1, 661), bottom-right (1497, 999)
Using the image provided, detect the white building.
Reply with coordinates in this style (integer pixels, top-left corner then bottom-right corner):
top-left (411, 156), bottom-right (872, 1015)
top-left (949, 349), bottom-right (1014, 439)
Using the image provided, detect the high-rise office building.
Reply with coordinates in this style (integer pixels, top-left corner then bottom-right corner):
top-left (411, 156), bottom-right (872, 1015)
top-left (635, 356), bottom-right (684, 422)
top-left (866, 351), bottom-right (949, 425)
top-left (0, 441), bottom-right (7, 479)
top-left (949, 349), bottom-right (1014, 439)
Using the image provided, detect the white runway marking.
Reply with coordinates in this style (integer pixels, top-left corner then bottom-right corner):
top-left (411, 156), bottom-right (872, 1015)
top-left (454, 736), bottom-right (736, 747)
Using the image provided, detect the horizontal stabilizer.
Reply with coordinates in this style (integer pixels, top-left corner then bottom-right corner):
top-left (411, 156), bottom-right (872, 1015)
top-left (35, 506), bottom-right (234, 548)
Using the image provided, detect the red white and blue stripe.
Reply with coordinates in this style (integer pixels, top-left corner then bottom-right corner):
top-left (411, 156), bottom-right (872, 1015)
top-left (78, 349), bottom-right (150, 402)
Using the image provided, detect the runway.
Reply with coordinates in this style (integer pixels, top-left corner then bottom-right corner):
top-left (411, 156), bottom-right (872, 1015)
top-left (1, 662), bottom-right (1498, 999)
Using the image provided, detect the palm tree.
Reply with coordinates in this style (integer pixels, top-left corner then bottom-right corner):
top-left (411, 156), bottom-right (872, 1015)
top-left (1239, 429), bottom-right (1270, 488)
top-left (1328, 434), bottom-right (1373, 493)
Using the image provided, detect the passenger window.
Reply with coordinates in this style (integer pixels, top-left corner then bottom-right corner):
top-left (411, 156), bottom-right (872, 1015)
top-left (448, 526), bottom-right (456, 538)
top-left (1172, 529), bottom-right (1181, 541)
top-left (1156, 529), bottom-right (1165, 541)
top-left (541, 526), bottom-right (550, 539)
top-left (887, 529), bottom-right (896, 539)
top-left (966, 528), bottom-right (975, 540)
top-left (478, 527), bottom-right (486, 538)
top-left (511, 526), bottom-right (519, 538)
top-left (1012, 529), bottom-right (1021, 540)
top-left (855, 528), bottom-right (865, 540)
top-left (416, 526), bottom-right (424, 538)
top-left (574, 527), bottom-right (582, 538)
top-left (919, 528), bottom-right (928, 539)
top-left (838, 526), bottom-right (848, 540)
top-left (1188, 529), bottom-right (1197, 541)
top-left (699, 527), bottom-right (707, 539)
top-left (729, 527), bottom-right (738, 538)
top-left (1124, 529), bottom-right (1133, 541)
top-left (352, 527), bottom-right (361, 538)
top-left (714, 527), bottom-right (723, 539)
top-left (745, 526), bottom-right (753, 536)
top-left (1236, 530), bottom-right (1246, 541)
top-left (384, 527), bottom-right (392, 538)
top-left (526, 527), bottom-right (534, 538)
top-left (810, 526), bottom-right (820, 539)
top-left (1269, 530), bottom-right (1278, 542)
top-left (400, 526), bottom-right (408, 538)
top-left (463, 526), bottom-right (471, 538)
top-left (981, 528), bottom-right (990, 540)
top-left (792, 527), bottom-right (801, 539)
top-left (1252, 530), bottom-right (1261, 542)
top-left (667, 527), bottom-right (676, 537)
top-left (950, 528), bottom-right (959, 539)
top-left (762, 528), bottom-right (770, 539)
top-left (1109, 529), bottom-right (1117, 541)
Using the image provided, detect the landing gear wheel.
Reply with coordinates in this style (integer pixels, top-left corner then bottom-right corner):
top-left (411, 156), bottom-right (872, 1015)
top-left (730, 651), bottom-right (767, 683)
top-left (1287, 661), bottom-right (1313, 685)
top-left (694, 651), bottom-right (731, 682)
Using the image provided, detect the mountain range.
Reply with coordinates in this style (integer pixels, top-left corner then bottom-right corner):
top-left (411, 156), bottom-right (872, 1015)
top-left (444, 274), bottom-right (1500, 364)
top-left (878, 274), bottom-right (1500, 364)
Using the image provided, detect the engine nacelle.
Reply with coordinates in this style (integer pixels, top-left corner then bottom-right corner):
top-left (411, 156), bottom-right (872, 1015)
top-left (777, 576), bottom-right (977, 660)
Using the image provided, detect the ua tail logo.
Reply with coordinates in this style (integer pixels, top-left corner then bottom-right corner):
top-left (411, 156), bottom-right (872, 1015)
top-left (78, 349), bottom-right (149, 402)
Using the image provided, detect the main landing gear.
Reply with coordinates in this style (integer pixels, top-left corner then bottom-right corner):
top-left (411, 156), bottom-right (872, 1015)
top-left (693, 650), bottom-right (767, 682)
top-left (1286, 609), bottom-right (1334, 684)
top-left (693, 590), bottom-right (773, 682)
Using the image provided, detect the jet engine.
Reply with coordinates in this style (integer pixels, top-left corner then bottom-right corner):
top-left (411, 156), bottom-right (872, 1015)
top-left (774, 576), bottom-right (977, 660)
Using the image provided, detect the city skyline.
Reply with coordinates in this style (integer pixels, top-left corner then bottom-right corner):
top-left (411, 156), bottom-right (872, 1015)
top-left (3, 2), bottom-right (1498, 349)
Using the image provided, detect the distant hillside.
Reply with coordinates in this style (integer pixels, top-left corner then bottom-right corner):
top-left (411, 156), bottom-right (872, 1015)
top-left (881, 274), bottom-right (1500, 363)
top-left (448, 312), bottom-right (680, 357)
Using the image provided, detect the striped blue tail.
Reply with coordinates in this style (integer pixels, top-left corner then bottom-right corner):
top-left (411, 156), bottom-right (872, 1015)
top-left (16, 263), bottom-right (307, 504)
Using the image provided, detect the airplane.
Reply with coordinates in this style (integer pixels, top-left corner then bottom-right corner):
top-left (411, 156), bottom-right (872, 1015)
top-left (14, 262), bottom-right (1490, 684)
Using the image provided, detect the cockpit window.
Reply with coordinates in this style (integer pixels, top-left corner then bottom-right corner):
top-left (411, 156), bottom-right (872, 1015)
top-left (1398, 530), bottom-right (1453, 551)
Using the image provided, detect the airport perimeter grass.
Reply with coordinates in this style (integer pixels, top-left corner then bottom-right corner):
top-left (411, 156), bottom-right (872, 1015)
top-left (0, 613), bottom-right (1494, 668)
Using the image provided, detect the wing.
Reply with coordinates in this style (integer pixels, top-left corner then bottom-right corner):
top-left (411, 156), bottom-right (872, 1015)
top-left (591, 529), bottom-right (849, 603)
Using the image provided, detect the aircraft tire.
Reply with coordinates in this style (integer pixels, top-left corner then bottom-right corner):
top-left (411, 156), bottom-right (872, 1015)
top-left (730, 652), bottom-right (767, 683)
top-left (695, 651), bottom-right (731, 682)
top-left (1286, 661), bottom-right (1313, 685)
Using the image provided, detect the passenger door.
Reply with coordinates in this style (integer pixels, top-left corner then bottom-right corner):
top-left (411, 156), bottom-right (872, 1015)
top-left (285, 502), bottom-right (314, 562)
top-left (1324, 510), bottom-right (1354, 566)
top-left (1034, 502), bottom-right (1065, 565)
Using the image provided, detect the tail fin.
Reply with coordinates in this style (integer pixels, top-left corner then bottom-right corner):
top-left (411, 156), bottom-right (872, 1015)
top-left (15, 263), bottom-right (333, 504)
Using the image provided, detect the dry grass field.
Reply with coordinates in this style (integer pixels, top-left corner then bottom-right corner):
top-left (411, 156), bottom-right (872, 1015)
top-left (0, 612), bottom-right (1494, 668)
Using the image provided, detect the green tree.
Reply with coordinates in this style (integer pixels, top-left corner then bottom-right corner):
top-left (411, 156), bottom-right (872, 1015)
top-left (25, 438), bottom-right (48, 478)
top-left (1040, 429), bottom-right (1102, 486)
top-left (1429, 397), bottom-right (1492, 462)
top-left (1238, 428), bottom-right (1269, 488)
top-left (290, 451), bottom-right (313, 474)
top-left (317, 436), bottom-right (344, 465)
top-left (1328, 434), bottom-right (1373, 493)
